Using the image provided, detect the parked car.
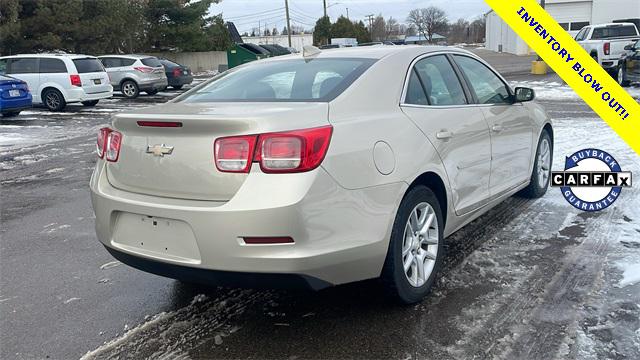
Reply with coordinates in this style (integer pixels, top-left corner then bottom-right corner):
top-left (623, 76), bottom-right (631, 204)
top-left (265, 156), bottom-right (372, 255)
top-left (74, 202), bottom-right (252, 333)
top-left (575, 23), bottom-right (640, 74)
top-left (618, 38), bottom-right (640, 86)
top-left (158, 58), bottom-right (193, 90)
top-left (0, 75), bottom-right (32, 117)
top-left (0, 54), bottom-right (112, 111)
top-left (90, 46), bottom-right (553, 304)
top-left (98, 55), bottom-right (168, 98)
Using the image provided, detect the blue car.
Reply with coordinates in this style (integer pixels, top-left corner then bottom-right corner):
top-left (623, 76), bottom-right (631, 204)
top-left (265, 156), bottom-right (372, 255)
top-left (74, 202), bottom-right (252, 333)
top-left (0, 75), bottom-right (32, 117)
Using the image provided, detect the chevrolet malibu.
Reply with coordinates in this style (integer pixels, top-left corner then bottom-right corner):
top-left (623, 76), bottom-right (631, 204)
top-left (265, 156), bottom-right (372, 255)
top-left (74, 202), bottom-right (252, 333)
top-left (90, 46), bottom-right (553, 304)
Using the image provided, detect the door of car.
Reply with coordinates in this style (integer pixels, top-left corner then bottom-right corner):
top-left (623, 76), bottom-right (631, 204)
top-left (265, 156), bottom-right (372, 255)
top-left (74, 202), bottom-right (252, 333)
top-left (452, 55), bottom-right (534, 197)
top-left (38, 58), bottom-right (69, 100)
top-left (400, 54), bottom-right (492, 215)
top-left (7, 58), bottom-right (40, 103)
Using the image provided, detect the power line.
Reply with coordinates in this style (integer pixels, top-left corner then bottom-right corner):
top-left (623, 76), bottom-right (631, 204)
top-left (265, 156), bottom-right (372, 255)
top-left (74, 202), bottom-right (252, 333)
top-left (225, 7), bottom-right (284, 21)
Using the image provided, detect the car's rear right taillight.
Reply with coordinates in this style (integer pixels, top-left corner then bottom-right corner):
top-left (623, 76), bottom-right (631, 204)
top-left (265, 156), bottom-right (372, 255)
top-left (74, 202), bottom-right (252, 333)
top-left (214, 135), bottom-right (258, 173)
top-left (97, 127), bottom-right (111, 158)
top-left (105, 130), bottom-right (123, 162)
top-left (70, 74), bottom-right (82, 87)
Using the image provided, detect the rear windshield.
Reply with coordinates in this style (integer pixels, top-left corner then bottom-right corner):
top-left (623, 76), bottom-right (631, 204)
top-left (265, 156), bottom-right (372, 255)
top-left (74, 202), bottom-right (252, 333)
top-left (180, 58), bottom-right (376, 102)
top-left (141, 57), bottom-right (163, 67)
top-left (591, 25), bottom-right (638, 39)
top-left (160, 59), bottom-right (180, 67)
top-left (73, 58), bottom-right (104, 73)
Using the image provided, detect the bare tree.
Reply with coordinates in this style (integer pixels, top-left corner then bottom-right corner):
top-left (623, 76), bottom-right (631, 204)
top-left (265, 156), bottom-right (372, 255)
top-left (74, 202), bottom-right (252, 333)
top-left (406, 6), bottom-right (448, 43)
top-left (448, 18), bottom-right (470, 44)
top-left (371, 14), bottom-right (386, 41)
top-left (386, 16), bottom-right (400, 38)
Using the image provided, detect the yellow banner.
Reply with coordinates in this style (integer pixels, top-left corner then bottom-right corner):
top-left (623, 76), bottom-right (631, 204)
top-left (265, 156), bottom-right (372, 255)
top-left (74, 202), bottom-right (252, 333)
top-left (485, 0), bottom-right (640, 156)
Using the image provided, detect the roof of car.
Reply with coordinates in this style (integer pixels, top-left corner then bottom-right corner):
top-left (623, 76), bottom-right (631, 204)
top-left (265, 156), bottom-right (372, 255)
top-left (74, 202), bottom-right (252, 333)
top-left (262, 45), bottom-right (472, 62)
top-left (97, 54), bottom-right (156, 59)
top-left (589, 22), bottom-right (637, 28)
top-left (0, 53), bottom-right (98, 59)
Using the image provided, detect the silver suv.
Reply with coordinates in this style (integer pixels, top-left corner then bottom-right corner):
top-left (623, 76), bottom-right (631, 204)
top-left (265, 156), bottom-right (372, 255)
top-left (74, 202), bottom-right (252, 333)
top-left (98, 55), bottom-right (168, 98)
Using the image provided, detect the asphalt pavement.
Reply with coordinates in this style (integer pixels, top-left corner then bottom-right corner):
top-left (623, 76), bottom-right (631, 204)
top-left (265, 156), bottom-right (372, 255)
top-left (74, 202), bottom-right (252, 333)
top-left (1, 71), bottom-right (640, 360)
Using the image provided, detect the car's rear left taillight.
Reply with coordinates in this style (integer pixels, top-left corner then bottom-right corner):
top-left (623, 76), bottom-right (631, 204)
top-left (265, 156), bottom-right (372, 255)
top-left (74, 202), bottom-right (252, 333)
top-left (214, 135), bottom-right (258, 173)
top-left (255, 126), bottom-right (333, 173)
top-left (70, 74), bottom-right (81, 87)
top-left (134, 66), bottom-right (154, 73)
top-left (173, 68), bottom-right (182, 77)
top-left (97, 127), bottom-right (111, 158)
top-left (604, 42), bottom-right (611, 55)
top-left (105, 130), bottom-right (122, 162)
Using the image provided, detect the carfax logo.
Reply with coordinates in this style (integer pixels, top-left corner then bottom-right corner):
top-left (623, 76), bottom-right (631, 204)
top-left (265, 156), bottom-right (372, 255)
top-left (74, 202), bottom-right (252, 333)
top-left (551, 149), bottom-right (632, 212)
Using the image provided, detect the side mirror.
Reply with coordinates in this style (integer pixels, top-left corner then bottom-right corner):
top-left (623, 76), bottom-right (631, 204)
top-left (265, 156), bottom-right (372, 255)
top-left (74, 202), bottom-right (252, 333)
top-left (624, 44), bottom-right (635, 51)
top-left (514, 87), bottom-right (535, 102)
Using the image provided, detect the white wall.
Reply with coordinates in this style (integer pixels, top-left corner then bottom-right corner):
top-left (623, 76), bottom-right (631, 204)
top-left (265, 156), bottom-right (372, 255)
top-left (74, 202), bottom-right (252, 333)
top-left (591, 0), bottom-right (640, 24)
top-left (486, 11), bottom-right (531, 55)
top-left (240, 34), bottom-right (314, 52)
top-left (146, 51), bottom-right (227, 72)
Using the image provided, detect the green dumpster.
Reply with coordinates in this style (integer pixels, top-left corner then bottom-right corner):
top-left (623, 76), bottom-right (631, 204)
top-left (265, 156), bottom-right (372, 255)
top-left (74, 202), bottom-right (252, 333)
top-left (227, 43), bottom-right (270, 69)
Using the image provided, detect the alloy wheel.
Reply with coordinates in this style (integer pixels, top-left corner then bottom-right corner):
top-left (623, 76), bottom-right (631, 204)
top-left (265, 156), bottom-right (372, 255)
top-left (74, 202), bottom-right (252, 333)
top-left (123, 83), bottom-right (136, 97)
top-left (46, 92), bottom-right (60, 109)
top-left (402, 202), bottom-right (439, 287)
top-left (537, 137), bottom-right (551, 187)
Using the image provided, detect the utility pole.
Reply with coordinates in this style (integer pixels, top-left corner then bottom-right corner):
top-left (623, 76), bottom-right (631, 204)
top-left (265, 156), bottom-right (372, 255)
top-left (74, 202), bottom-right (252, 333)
top-left (323, 0), bottom-right (327, 18)
top-left (366, 14), bottom-right (374, 37)
top-left (285, 0), bottom-right (292, 47)
top-left (346, 7), bottom-right (349, 20)
top-left (538, 0), bottom-right (545, 60)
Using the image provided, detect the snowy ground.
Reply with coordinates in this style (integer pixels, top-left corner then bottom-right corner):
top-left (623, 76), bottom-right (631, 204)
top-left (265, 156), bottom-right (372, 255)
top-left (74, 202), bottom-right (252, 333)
top-left (1, 73), bottom-right (639, 359)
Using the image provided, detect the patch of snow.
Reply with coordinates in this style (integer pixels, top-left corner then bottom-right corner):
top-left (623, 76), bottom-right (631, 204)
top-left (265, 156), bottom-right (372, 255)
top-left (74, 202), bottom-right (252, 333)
top-left (64, 297), bottom-right (81, 304)
top-left (616, 262), bottom-right (640, 288)
top-left (100, 261), bottom-right (121, 270)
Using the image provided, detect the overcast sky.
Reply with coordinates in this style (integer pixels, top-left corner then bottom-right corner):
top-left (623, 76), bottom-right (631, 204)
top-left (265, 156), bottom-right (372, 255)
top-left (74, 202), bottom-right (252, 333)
top-left (210, 0), bottom-right (489, 35)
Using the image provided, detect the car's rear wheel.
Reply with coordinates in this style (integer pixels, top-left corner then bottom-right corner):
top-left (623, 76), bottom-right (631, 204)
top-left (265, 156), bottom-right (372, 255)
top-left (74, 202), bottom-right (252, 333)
top-left (146, 89), bottom-right (159, 95)
top-left (382, 186), bottom-right (444, 304)
top-left (43, 88), bottom-right (66, 111)
top-left (618, 66), bottom-right (631, 87)
top-left (121, 80), bottom-right (139, 98)
top-left (172, 85), bottom-right (183, 90)
top-left (82, 100), bottom-right (99, 107)
top-left (520, 131), bottom-right (553, 198)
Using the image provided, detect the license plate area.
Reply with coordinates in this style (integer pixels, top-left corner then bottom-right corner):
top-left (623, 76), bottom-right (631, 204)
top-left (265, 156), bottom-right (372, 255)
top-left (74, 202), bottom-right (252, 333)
top-left (93, 79), bottom-right (101, 85)
top-left (112, 212), bottom-right (201, 263)
top-left (9, 90), bottom-right (20, 97)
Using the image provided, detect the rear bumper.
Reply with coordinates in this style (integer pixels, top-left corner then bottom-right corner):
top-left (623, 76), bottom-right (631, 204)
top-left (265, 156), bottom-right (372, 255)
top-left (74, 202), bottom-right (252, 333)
top-left (65, 87), bottom-right (113, 103)
top-left (0, 96), bottom-right (32, 112)
top-left (90, 161), bottom-right (404, 286)
top-left (138, 78), bottom-right (169, 91)
top-left (168, 76), bottom-right (193, 87)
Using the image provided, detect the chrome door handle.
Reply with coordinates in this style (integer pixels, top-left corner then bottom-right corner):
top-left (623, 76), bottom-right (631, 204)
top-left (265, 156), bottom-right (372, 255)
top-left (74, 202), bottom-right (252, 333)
top-left (436, 130), bottom-right (453, 140)
top-left (491, 125), bottom-right (504, 132)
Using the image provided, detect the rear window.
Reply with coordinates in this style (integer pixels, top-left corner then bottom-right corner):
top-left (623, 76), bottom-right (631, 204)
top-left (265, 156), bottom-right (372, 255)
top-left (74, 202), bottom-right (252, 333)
top-left (591, 25), bottom-right (638, 39)
top-left (73, 58), bottom-right (104, 73)
top-left (160, 59), bottom-right (180, 67)
top-left (39, 58), bottom-right (67, 73)
top-left (181, 58), bottom-right (375, 103)
top-left (141, 57), bottom-right (162, 67)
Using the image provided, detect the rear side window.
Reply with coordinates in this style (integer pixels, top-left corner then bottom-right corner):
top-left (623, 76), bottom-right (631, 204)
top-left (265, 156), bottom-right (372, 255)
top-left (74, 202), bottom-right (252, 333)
top-left (0, 59), bottom-right (7, 74)
top-left (592, 25), bottom-right (638, 39)
top-left (39, 58), bottom-right (67, 73)
top-left (141, 57), bottom-right (162, 67)
top-left (405, 70), bottom-right (428, 105)
top-left (181, 58), bottom-right (376, 102)
top-left (73, 58), bottom-right (104, 73)
top-left (8, 58), bottom-right (38, 74)
top-left (412, 55), bottom-right (467, 106)
top-left (454, 55), bottom-right (512, 105)
top-left (121, 58), bottom-right (136, 66)
top-left (101, 58), bottom-right (121, 68)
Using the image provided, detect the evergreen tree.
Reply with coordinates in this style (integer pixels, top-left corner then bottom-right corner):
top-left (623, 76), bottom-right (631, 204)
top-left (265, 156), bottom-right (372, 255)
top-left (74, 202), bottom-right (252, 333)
top-left (330, 16), bottom-right (354, 38)
top-left (313, 16), bottom-right (331, 46)
top-left (353, 21), bottom-right (371, 44)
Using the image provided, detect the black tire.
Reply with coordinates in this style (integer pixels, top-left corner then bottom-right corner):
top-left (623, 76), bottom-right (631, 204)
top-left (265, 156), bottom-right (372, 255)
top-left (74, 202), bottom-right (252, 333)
top-left (519, 131), bottom-right (553, 198)
top-left (82, 100), bottom-right (99, 107)
top-left (145, 89), bottom-right (159, 95)
top-left (172, 85), bottom-right (183, 90)
top-left (1, 111), bottom-right (20, 117)
top-left (42, 88), bottom-right (66, 111)
top-left (121, 80), bottom-right (139, 98)
top-left (382, 186), bottom-right (445, 304)
top-left (618, 65), bottom-right (631, 87)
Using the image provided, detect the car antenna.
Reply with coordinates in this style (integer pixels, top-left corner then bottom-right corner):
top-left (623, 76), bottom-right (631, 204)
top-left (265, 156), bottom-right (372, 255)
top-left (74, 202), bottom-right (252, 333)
top-left (302, 45), bottom-right (321, 60)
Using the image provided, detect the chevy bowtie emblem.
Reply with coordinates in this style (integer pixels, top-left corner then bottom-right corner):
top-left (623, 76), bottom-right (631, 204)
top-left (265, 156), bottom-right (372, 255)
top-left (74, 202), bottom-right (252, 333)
top-left (146, 144), bottom-right (174, 157)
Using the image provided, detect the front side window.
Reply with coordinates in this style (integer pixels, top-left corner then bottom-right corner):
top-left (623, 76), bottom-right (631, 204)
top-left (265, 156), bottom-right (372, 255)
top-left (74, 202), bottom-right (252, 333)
top-left (454, 55), bottom-right (512, 105)
top-left (39, 58), bottom-right (67, 73)
top-left (413, 55), bottom-right (467, 106)
top-left (8, 58), bottom-right (38, 74)
top-left (575, 28), bottom-right (588, 41)
top-left (181, 58), bottom-right (375, 102)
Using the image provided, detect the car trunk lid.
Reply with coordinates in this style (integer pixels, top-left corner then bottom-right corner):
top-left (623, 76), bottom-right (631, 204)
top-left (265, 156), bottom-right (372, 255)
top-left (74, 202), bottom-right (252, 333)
top-left (106, 101), bottom-right (329, 201)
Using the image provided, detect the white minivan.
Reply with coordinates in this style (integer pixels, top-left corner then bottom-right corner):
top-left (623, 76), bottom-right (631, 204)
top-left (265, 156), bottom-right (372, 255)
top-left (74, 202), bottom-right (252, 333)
top-left (0, 54), bottom-right (113, 111)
